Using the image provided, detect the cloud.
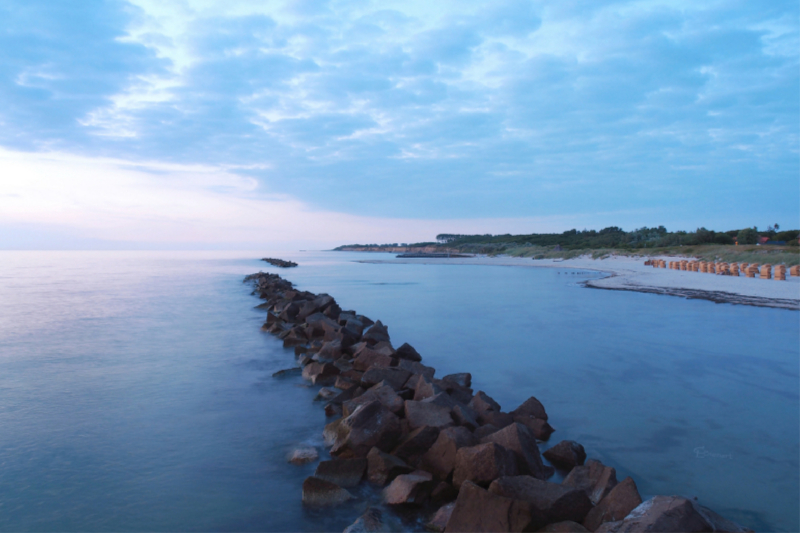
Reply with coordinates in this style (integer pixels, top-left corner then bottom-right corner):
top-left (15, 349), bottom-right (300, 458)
top-left (0, 0), bottom-right (797, 242)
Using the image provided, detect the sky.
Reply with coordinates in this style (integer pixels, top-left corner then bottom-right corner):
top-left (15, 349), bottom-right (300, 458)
top-left (1, 0), bottom-right (797, 249)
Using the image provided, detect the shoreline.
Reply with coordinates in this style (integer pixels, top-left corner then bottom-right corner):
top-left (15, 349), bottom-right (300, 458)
top-left (244, 270), bottom-right (754, 533)
top-left (353, 254), bottom-right (800, 310)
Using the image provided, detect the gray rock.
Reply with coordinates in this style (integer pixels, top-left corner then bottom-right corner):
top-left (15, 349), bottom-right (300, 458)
top-left (301, 476), bottom-right (354, 506)
top-left (543, 440), bottom-right (587, 471)
top-left (331, 400), bottom-right (403, 458)
top-left (511, 396), bottom-right (548, 421)
top-left (396, 342), bottom-right (422, 362)
top-left (314, 458), bottom-right (367, 487)
top-left (343, 507), bottom-right (389, 533)
top-left (489, 475), bottom-right (592, 524)
top-left (367, 446), bottom-right (414, 486)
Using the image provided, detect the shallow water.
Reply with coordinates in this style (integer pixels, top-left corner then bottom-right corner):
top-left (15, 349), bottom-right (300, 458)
top-left (0, 251), bottom-right (797, 532)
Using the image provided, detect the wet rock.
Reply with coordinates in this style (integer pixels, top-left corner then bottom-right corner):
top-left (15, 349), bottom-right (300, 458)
top-left (314, 458), bottom-right (367, 487)
top-left (330, 386), bottom-right (365, 406)
top-left (343, 383), bottom-right (404, 415)
top-left (583, 477), bottom-right (642, 531)
top-left (323, 417), bottom-right (347, 446)
top-left (543, 441), bottom-right (587, 471)
top-left (343, 507), bottom-right (389, 533)
top-left (317, 340), bottom-right (344, 360)
top-left (361, 366), bottom-right (412, 391)
top-left (331, 400), bottom-right (403, 458)
top-left (302, 362), bottom-right (340, 385)
top-left (396, 342), bottom-right (423, 362)
top-left (363, 320), bottom-right (391, 345)
top-left (422, 391), bottom-right (459, 410)
top-left (441, 372), bottom-right (471, 388)
top-left (452, 442), bottom-right (519, 487)
top-left (324, 403), bottom-right (343, 417)
top-left (353, 347), bottom-right (395, 372)
top-left (405, 400), bottom-right (455, 431)
top-left (511, 396), bottom-right (549, 421)
top-left (538, 521), bottom-right (589, 532)
top-left (398, 360), bottom-right (435, 379)
top-left (481, 422), bottom-right (552, 480)
top-left (478, 410), bottom-right (515, 429)
top-left (372, 341), bottom-right (396, 357)
top-left (314, 387), bottom-right (339, 401)
top-left (489, 475), bottom-right (592, 524)
top-left (469, 391), bottom-right (501, 413)
top-left (384, 470), bottom-right (435, 505)
top-left (444, 480), bottom-right (533, 533)
top-left (272, 367), bottom-right (301, 378)
top-left (427, 502), bottom-right (455, 532)
top-left (420, 426), bottom-right (478, 479)
top-left (367, 446), bottom-right (414, 485)
top-left (288, 446), bottom-right (319, 465)
top-left (448, 387), bottom-right (474, 405)
top-left (414, 377), bottom-right (443, 401)
top-left (392, 425), bottom-right (441, 464)
top-left (598, 495), bottom-right (717, 533)
top-left (301, 476), bottom-right (354, 506)
top-left (334, 376), bottom-right (358, 390)
top-left (514, 415), bottom-right (555, 441)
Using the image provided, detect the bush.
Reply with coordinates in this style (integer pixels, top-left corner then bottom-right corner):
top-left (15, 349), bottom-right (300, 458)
top-left (737, 228), bottom-right (758, 245)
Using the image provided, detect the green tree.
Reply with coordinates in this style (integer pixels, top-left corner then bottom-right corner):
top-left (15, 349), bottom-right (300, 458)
top-left (737, 228), bottom-right (758, 245)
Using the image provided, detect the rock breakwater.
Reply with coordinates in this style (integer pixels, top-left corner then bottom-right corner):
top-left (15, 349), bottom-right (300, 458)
top-left (244, 271), bottom-right (752, 532)
top-left (261, 257), bottom-right (298, 268)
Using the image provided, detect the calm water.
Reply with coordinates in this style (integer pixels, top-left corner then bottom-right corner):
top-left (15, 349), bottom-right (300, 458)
top-left (0, 251), bottom-right (797, 532)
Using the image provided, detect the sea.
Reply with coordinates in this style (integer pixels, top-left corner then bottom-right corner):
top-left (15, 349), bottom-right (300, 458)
top-left (0, 250), bottom-right (797, 532)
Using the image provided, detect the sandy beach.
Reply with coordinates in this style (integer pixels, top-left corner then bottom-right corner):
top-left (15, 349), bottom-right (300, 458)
top-left (356, 254), bottom-right (800, 310)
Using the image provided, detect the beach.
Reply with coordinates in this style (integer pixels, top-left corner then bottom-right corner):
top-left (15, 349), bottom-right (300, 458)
top-left (355, 254), bottom-right (800, 310)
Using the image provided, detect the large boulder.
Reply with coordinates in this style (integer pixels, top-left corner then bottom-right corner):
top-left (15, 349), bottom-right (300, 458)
top-left (427, 502), bottom-right (456, 532)
top-left (301, 362), bottom-right (340, 385)
top-left (414, 376), bottom-right (443, 401)
top-left (451, 404), bottom-right (480, 431)
top-left (511, 396), bottom-right (549, 421)
top-left (363, 320), bottom-right (391, 345)
top-left (514, 414), bottom-right (555, 441)
top-left (597, 496), bottom-right (719, 533)
top-left (301, 476), bottom-right (354, 506)
top-left (331, 401), bottom-right (403, 458)
top-left (353, 347), bottom-right (395, 372)
top-left (343, 383), bottom-right (404, 415)
top-left (361, 366), bottom-right (412, 391)
top-left (583, 477), bottom-right (642, 531)
top-left (391, 425), bottom-right (441, 464)
top-left (478, 410), bottom-right (515, 429)
top-left (481, 422), bottom-right (553, 480)
top-left (489, 475), bottom-right (593, 525)
top-left (313, 458), bottom-right (367, 487)
top-left (383, 470), bottom-right (436, 505)
top-left (405, 400), bottom-right (454, 431)
top-left (452, 442), bottom-right (519, 487)
top-left (287, 446), bottom-right (318, 465)
top-left (562, 459), bottom-right (618, 505)
top-left (442, 373), bottom-right (472, 388)
top-left (420, 426), bottom-right (478, 479)
top-left (444, 480), bottom-right (534, 532)
top-left (343, 507), bottom-right (389, 533)
top-left (397, 360), bottom-right (435, 379)
top-left (366, 446), bottom-right (414, 485)
top-left (396, 342), bottom-right (422, 362)
top-left (543, 440), bottom-right (587, 471)
top-left (469, 391), bottom-right (502, 413)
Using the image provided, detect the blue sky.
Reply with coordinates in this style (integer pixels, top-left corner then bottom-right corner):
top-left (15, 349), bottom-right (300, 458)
top-left (1, 0), bottom-right (797, 249)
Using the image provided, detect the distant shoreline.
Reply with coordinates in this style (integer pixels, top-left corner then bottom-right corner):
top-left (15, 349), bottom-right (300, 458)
top-left (352, 253), bottom-right (800, 311)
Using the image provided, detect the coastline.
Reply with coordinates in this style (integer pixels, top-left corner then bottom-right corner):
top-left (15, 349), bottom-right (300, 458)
top-left (354, 254), bottom-right (800, 310)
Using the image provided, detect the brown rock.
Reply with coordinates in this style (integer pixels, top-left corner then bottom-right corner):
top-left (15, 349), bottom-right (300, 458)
top-left (363, 320), bottom-right (390, 345)
top-left (323, 417), bottom-right (347, 446)
top-left (538, 521), bottom-right (589, 532)
top-left (414, 376), bottom-right (444, 401)
top-left (301, 476), bottom-right (354, 506)
top-left (361, 366), bottom-right (412, 391)
top-left (288, 446), bottom-right (319, 465)
top-left (427, 502), bottom-right (455, 532)
top-left (452, 404), bottom-right (480, 431)
top-left (583, 477), bottom-right (642, 531)
top-left (324, 403), bottom-right (343, 417)
top-left (543, 440), bottom-right (587, 471)
top-left (602, 496), bottom-right (716, 533)
top-left (444, 480), bottom-right (533, 532)
top-left (353, 348), bottom-right (394, 371)
top-left (331, 400), bottom-right (403, 458)
top-left (473, 424), bottom-right (500, 440)
top-left (343, 384), bottom-right (404, 415)
top-left (396, 342), bottom-right (423, 362)
top-left (420, 426), bottom-right (479, 479)
top-left (478, 410), bottom-right (515, 429)
top-left (383, 470), bottom-right (435, 505)
top-left (452, 442), bottom-right (519, 487)
top-left (405, 400), bottom-right (454, 430)
top-left (562, 459), bottom-right (618, 505)
top-left (367, 446), bottom-right (414, 485)
top-left (482, 422), bottom-right (553, 480)
top-left (514, 415), bottom-right (555, 441)
top-left (301, 362), bottom-right (340, 385)
top-left (489, 475), bottom-right (592, 524)
top-left (469, 391), bottom-right (501, 413)
top-left (314, 458), bottom-right (367, 487)
top-left (329, 385), bottom-right (365, 406)
top-left (391, 425), bottom-right (441, 464)
top-left (511, 396), bottom-right (549, 421)
top-left (343, 507), bottom-right (389, 533)
top-left (398, 360), bottom-right (435, 379)
top-left (442, 372), bottom-right (472, 388)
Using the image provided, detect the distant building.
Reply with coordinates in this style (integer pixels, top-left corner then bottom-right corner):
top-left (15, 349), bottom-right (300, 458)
top-left (758, 236), bottom-right (769, 244)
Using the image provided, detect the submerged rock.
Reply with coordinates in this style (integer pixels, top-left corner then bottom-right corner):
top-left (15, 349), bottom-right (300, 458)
top-left (314, 458), bottom-right (367, 487)
top-left (288, 446), bottom-right (318, 465)
top-left (543, 440), bottom-right (587, 471)
top-left (301, 476), bottom-right (354, 506)
top-left (343, 507), bottom-right (390, 533)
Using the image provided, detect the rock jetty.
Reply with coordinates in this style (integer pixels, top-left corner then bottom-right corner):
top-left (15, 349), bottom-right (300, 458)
top-left (244, 271), bottom-right (752, 532)
top-left (261, 257), bottom-right (298, 268)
